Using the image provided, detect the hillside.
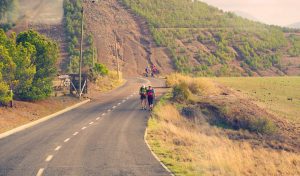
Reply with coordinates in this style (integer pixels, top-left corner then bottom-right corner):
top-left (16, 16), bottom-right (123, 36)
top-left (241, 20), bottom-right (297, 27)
top-left (84, 0), bottom-right (173, 76)
top-left (122, 0), bottom-right (300, 76)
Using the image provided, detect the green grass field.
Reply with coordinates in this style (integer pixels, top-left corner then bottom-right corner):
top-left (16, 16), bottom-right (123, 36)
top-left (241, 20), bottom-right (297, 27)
top-left (214, 77), bottom-right (300, 123)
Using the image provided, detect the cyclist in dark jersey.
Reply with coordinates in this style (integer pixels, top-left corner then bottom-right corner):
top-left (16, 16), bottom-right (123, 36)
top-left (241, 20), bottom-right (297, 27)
top-left (146, 85), bottom-right (155, 111)
top-left (139, 85), bottom-right (147, 110)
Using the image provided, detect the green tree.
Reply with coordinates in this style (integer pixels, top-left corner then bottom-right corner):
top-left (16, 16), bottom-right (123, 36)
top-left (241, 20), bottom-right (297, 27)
top-left (16, 30), bottom-right (58, 100)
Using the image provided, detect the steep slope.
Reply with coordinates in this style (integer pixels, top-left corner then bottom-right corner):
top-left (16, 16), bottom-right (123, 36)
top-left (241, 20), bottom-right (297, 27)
top-left (122, 0), bottom-right (300, 76)
top-left (84, 0), bottom-right (174, 76)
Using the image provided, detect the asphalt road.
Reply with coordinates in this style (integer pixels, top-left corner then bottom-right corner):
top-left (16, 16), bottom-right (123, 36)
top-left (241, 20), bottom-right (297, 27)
top-left (0, 77), bottom-right (170, 176)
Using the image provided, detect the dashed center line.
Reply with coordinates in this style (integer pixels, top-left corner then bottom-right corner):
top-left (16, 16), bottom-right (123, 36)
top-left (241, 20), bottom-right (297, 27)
top-left (36, 168), bottom-right (44, 176)
top-left (102, 113), bottom-right (106, 116)
top-left (55, 146), bottom-right (61, 151)
top-left (122, 100), bottom-right (126, 102)
top-left (89, 122), bottom-right (94, 125)
top-left (82, 126), bottom-right (87, 130)
top-left (118, 103), bottom-right (121, 105)
top-left (108, 109), bottom-right (111, 112)
top-left (45, 155), bottom-right (53, 162)
top-left (112, 106), bottom-right (117, 109)
top-left (96, 117), bottom-right (100, 120)
top-left (73, 132), bottom-right (79, 136)
top-left (64, 138), bottom-right (70, 143)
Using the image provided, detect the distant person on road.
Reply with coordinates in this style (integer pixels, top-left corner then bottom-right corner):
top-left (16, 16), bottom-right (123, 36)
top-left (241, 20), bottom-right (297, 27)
top-left (145, 65), bottom-right (152, 77)
top-left (139, 85), bottom-right (147, 110)
top-left (151, 64), bottom-right (157, 77)
top-left (147, 85), bottom-right (155, 111)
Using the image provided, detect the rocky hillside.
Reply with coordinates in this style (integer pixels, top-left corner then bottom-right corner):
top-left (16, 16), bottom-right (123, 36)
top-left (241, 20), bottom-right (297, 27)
top-left (84, 0), bottom-right (173, 76)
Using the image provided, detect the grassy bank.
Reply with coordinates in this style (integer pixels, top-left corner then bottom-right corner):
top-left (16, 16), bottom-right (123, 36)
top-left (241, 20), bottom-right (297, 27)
top-left (94, 71), bottom-right (124, 92)
top-left (214, 77), bottom-right (300, 123)
top-left (146, 74), bottom-right (300, 175)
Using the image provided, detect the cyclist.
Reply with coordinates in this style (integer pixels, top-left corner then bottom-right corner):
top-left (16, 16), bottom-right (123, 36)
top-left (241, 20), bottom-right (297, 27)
top-left (146, 85), bottom-right (155, 111)
top-left (139, 85), bottom-right (147, 110)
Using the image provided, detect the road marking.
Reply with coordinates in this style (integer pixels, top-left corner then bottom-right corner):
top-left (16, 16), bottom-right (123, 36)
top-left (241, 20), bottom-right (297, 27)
top-left (45, 155), bottom-right (53, 162)
top-left (96, 117), bottom-right (100, 120)
top-left (73, 132), bottom-right (79, 136)
top-left (122, 100), bottom-right (126, 102)
top-left (55, 146), bottom-right (61, 151)
top-left (81, 126), bottom-right (87, 130)
top-left (108, 109), bottom-right (111, 112)
top-left (130, 94), bottom-right (133, 97)
top-left (89, 122), bottom-right (94, 125)
top-left (64, 138), bottom-right (70, 142)
top-left (36, 168), bottom-right (44, 176)
top-left (118, 103), bottom-right (121, 105)
top-left (102, 113), bottom-right (106, 116)
top-left (112, 106), bottom-right (117, 109)
top-left (126, 97), bottom-right (129, 100)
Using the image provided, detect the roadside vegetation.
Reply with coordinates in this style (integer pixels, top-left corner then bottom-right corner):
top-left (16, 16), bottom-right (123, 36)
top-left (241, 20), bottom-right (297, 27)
top-left (147, 74), bottom-right (300, 175)
top-left (122, 0), bottom-right (300, 76)
top-left (0, 29), bottom-right (58, 104)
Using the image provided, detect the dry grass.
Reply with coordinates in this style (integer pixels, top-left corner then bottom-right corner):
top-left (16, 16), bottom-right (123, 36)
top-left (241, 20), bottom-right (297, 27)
top-left (94, 71), bottom-right (124, 92)
top-left (147, 101), bottom-right (300, 176)
top-left (166, 73), bottom-right (220, 96)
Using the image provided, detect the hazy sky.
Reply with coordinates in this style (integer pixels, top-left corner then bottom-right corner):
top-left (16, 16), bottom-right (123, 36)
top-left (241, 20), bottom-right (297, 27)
top-left (200, 0), bottom-right (300, 26)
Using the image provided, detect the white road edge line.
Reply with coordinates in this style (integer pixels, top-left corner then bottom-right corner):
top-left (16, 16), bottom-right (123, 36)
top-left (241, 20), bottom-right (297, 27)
top-left (73, 132), bottom-right (79, 136)
top-left (45, 155), bottom-right (53, 162)
top-left (144, 128), bottom-right (174, 176)
top-left (55, 146), bottom-right (61, 151)
top-left (64, 138), bottom-right (70, 142)
top-left (36, 168), bottom-right (44, 176)
top-left (81, 126), bottom-right (87, 130)
top-left (0, 99), bottom-right (91, 140)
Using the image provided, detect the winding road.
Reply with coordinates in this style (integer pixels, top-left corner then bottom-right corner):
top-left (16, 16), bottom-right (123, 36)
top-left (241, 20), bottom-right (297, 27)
top-left (0, 78), bottom-right (170, 176)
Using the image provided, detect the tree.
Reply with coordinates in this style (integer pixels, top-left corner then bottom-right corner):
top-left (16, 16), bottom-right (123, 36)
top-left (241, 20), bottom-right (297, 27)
top-left (16, 30), bottom-right (58, 100)
top-left (0, 63), bottom-right (12, 105)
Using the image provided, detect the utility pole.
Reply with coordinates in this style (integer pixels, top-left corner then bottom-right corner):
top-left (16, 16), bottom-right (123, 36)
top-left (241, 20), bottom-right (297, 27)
top-left (79, 6), bottom-right (84, 99)
top-left (92, 47), bottom-right (95, 68)
top-left (114, 31), bottom-right (120, 80)
top-left (78, 0), bottom-right (96, 99)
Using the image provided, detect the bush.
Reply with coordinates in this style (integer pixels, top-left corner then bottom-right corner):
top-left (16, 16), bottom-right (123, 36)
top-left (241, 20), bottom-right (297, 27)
top-left (94, 63), bottom-right (109, 76)
top-left (249, 117), bottom-right (277, 135)
top-left (0, 81), bottom-right (11, 105)
top-left (172, 82), bottom-right (191, 102)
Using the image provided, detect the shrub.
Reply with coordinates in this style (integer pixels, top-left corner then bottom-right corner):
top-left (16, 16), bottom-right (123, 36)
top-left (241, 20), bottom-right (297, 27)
top-left (249, 117), bottom-right (277, 135)
top-left (0, 81), bottom-right (11, 105)
top-left (172, 82), bottom-right (191, 102)
top-left (94, 63), bottom-right (109, 76)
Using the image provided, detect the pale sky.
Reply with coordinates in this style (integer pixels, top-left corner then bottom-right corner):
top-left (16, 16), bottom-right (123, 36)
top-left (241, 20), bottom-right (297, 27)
top-left (200, 0), bottom-right (300, 26)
